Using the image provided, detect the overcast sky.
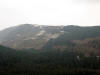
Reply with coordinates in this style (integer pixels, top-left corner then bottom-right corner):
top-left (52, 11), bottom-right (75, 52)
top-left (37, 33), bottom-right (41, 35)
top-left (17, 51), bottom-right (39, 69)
top-left (0, 0), bottom-right (100, 30)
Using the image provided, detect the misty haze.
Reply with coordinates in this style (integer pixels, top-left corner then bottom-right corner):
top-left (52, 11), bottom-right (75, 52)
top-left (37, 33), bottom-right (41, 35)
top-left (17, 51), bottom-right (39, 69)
top-left (0, 0), bottom-right (100, 75)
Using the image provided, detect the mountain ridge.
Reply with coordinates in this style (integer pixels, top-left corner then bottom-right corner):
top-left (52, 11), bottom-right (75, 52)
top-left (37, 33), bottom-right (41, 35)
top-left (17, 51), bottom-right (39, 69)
top-left (0, 24), bottom-right (100, 56)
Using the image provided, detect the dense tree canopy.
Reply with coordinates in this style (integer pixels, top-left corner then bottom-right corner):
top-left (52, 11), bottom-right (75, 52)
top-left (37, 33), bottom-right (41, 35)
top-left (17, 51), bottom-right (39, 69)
top-left (0, 45), bottom-right (100, 75)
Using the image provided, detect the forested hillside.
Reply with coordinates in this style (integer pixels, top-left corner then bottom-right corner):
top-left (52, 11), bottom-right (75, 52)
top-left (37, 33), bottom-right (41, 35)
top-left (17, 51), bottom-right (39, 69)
top-left (0, 24), bottom-right (100, 52)
top-left (42, 26), bottom-right (100, 56)
top-left (0, 45), bottom-right (100, 75)
top-left (1, 25), bottom-right (100, 74)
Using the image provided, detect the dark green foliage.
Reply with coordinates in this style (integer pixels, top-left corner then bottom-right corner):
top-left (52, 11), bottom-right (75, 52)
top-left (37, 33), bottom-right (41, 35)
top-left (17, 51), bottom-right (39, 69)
top-left (0, 45), bottom-right (100, 75)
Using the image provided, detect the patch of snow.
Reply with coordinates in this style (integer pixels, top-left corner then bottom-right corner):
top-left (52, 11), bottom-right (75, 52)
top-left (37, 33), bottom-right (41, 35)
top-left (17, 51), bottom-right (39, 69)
top-left (32, 24), bottom-right (39, 27)
top-left (60, 31), bottom-right (64, 33)
top-left (16, 34), bottom-right (21, 37)
top-left (36, 30), bottom-right (45, 36)
top-left (23, 37), bottom-right (36, 40)
top-left (51, 34), bottom-right (60, 39)
top-left (60, 25), bottom-right (64, 29)
top-left (77, 56), bottom-right (80, 60)
top-left (45, 33), bottom-right (60, 39)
